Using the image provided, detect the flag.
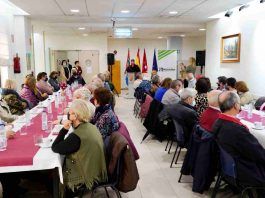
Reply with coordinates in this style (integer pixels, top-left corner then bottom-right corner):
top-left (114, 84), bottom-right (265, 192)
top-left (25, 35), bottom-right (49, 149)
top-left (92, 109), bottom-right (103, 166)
top-left (135, 48), bottom-right (141, 68)
top-left (125, 48), bottom-right (130, 86)
top-left (152, 49), bottom-right (158, 71)
top-left (142, 49), bottom-right (148, 73)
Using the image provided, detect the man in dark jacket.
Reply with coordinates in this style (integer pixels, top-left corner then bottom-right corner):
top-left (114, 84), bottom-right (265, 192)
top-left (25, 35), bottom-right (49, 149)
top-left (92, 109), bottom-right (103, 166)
top-left (213, 91), bottom-right (265, 186)
top-left (159, 88), bottom-right (199, 145)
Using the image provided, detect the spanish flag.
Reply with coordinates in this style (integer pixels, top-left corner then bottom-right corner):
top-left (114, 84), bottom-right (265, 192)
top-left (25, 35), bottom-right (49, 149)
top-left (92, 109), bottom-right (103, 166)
top-left (135, 48), bottom-right (141, 68)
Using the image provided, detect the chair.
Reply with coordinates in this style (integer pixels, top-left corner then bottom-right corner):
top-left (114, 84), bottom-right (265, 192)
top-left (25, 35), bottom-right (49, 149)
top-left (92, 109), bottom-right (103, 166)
top-left (139, 94), bottom-right (153, 122)
top-left (211, 145), bottom-right (265, 198)
top-left (90, 147), bottom-right (127, 198)
top-left (170, 120), bottom-right (185, 168)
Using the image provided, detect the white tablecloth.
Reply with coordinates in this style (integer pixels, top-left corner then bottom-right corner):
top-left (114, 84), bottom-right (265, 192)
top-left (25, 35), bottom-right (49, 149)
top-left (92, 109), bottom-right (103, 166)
top-left (0, 96), bottom-right (65, 183)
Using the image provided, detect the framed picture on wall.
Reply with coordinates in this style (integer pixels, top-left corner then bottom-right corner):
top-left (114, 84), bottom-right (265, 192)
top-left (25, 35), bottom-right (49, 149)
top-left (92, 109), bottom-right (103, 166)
top-left (221, 33), bottom-right (241, 63)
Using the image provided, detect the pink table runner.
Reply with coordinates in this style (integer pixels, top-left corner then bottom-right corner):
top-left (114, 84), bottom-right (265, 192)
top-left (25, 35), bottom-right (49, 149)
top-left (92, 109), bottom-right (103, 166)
top-left (239, 110), bottom-right (261, 123)
top-left (0, 98), bottom-right (69, 167)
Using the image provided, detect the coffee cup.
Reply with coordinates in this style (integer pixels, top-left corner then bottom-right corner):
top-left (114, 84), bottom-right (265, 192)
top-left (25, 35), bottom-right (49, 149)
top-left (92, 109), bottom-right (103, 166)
top-left (42, 138), bottom-right (51, 146)
top-left (254, 122), bottom-right (263, 129)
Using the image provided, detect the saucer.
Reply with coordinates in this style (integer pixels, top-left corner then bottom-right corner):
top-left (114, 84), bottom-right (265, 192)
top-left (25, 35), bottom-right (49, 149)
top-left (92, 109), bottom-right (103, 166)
top-left (38, 141), bottom-right (53, 148)
top-left (252, 126), bottom-right (265, 130)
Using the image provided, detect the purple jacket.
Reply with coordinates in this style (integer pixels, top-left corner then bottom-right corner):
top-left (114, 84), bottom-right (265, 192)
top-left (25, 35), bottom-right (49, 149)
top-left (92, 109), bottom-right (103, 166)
top-left (20, 85), bottom-right (39, 107)
top-left (118, 122), bottom-right (139, 160)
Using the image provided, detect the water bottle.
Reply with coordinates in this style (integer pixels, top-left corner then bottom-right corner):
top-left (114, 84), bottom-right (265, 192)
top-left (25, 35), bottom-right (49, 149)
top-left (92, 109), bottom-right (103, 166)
top-left (47, 100), bottom-right (52, 114)
top-left (247, 103), bottom-right (253, 119)
top-left (55, 93), bottom-right (59, 108)
top-left (25, 109), bottom-right (30, 125)
top-left (0, 123), bottom-right (7, 151)
top-left (42, 108), bottom-right (48, 131)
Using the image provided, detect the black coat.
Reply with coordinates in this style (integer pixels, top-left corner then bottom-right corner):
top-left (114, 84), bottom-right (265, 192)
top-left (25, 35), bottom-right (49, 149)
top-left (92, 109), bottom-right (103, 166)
top-left (67, 75), bottom-right (86, 86)
top-left (181, 125), bottom-right (218, 193)
top-left (143, 99), bottom-right (167, 141)
top-left (159, 101), bottom-right (198, 145)
top-left (213, 119), bottom-right (265, 186)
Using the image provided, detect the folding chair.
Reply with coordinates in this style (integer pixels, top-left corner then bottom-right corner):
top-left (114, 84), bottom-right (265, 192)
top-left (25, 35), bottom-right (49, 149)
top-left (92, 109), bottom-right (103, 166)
top-left (211, 145), bottom-right (265, 198)
top-left (170, 120), bottom-right (185, 168)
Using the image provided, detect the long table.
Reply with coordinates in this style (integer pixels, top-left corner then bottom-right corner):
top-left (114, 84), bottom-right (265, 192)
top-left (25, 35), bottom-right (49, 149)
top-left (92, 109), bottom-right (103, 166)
top-left (0, 93), bottom-right (69, 197)
top-left (239, 110), bottom-right (265, 148)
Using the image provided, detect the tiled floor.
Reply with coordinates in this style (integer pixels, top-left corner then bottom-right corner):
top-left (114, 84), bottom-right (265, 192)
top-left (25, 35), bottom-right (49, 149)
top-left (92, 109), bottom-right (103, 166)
top-left (115, 94), bottom-right (208, 198)
top-left (114, 94), bottom-right (236, 198)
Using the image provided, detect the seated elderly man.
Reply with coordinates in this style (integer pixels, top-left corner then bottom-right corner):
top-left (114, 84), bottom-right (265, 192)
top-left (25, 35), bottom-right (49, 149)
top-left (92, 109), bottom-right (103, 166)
top-left (133, 72), bottom-right (143, 89)
top-left (159, 88), bottom-right (199, 145)
top-left (161, 79), bottom-right (183, 105)
top-left (199, 90), bottom-right (222, 132)
top-left (213, 91), bottom-right (265, 187)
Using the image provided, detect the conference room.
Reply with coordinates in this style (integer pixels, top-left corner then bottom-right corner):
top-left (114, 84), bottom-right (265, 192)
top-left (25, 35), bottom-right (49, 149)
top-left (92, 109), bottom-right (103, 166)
top-left (0, 0), bottom-right (265, 197)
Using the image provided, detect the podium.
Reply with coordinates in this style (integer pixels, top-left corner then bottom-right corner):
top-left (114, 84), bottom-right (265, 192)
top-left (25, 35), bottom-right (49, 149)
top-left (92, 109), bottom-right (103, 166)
top-left (125, 72), bottom-right (135, 99)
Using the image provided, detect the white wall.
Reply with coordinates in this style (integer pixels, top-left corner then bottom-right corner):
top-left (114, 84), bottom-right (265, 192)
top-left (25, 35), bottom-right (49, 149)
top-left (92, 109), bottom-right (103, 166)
top-left (205, 5), bottom-right (265, 96)
top-left (0, 14), bottom-right (32, 88)
top-left (182, 36), bottom-right (206, 62)
top-left (108, 37), bottom-right (206, 88)
top-left (44, 33), bottom-right (108, 74)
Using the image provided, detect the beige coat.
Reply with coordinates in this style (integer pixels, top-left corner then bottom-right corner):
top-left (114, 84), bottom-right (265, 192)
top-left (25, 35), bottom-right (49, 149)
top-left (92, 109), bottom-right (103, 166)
top-left (0, 100), bottom-right (18, 123)
top-left (239, 91), bottom-right (253, 106)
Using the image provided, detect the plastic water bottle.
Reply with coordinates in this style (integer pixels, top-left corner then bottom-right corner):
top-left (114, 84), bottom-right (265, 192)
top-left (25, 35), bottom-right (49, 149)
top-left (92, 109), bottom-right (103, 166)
top-left (42, 108), bottom-right (48, 131)
top-left (47, 100), bottom-right (52, 114)
top-left (55, 93), bottom-right (59, 108)
top-left (0, 123), bottom-right (7, 151)
top-left (247, 103), bottom-right (253, 119)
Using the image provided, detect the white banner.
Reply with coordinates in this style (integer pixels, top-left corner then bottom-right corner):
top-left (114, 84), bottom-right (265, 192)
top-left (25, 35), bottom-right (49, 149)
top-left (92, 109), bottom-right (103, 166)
top-left (158, 50), bottom-right (177, 80)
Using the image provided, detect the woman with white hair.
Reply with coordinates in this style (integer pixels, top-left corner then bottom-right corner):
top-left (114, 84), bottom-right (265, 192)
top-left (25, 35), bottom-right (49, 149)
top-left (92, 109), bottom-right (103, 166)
top-left (52, 99), bottom-right (107, 197)
top-left (73, 87), bottom-right (92, 102)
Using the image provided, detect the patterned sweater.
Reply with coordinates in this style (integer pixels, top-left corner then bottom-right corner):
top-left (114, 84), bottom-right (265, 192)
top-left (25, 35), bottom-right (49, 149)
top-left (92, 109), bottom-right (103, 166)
top-left (91, 105), bottom-right (120, 139)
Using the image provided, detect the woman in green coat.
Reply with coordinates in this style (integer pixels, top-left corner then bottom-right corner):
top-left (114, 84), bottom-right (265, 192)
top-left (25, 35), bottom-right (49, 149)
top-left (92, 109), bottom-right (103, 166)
top-left (52, 99), bottom-right (107, 197)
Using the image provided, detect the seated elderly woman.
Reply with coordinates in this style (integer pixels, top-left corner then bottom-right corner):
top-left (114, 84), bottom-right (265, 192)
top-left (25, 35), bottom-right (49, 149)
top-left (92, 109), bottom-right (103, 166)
top-left (36, 72), bottom-right (54, 95)
top-left (154, 77), bottom-right (172, 102)
top-left (20, 75), bottom-right (48, 107)
top-left (149, 74), bottom-right (161, 97)
top-left (90, 87), bottom-right (119, 139)
top-left (52, 99), bottom-right (107, 197)
top-left (48, 71), bottom-right (60, 92)
top-left (235, 81), bottom-right (253, 106)
top-left (195, 77), bottom-right (210, 116)
top-left (0, 99), bottom-right (18, 123)
top-left (2, 79), bottom-right (30, 115)
top-left (97, 73), bottom-right (111, 91)
top-left (199, 90), bottom-right (222, 132)
top-left (73, 87), bottom-right (92, 102)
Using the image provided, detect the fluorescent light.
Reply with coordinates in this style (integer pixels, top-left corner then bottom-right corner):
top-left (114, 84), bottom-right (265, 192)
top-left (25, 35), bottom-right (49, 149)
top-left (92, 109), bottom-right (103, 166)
top-left (199, 28), bottom-right (206, 31)
top-left (70, 9), bottom-right (79, 13)
top-left (169, 11), bottom-right (178, 15)
top-left (132, 28), bottom-right (138, 31)
top-left (78, 27), bottom-right (85, 30)
top-left (121, 10), bottom-right (130, 14)
top-left (180, 34), bottom-right (186, 37)
top-left (114, 27), bottom-right (132, 38)
top-left (83, 34), bottom-right (88, 36)
top-left (158, 36), bottom-right (163, 39)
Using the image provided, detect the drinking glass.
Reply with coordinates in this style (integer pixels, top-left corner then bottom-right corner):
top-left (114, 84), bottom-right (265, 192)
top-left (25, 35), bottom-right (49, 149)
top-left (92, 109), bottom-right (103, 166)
top-left (46, 121), bottom-right (53, 133)
top-left (19, 125), bottom-right (27, 136)
top-left (34, 134), bottom-right (43, 145)
top-left (0, 129), bottom-right (7, 151)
